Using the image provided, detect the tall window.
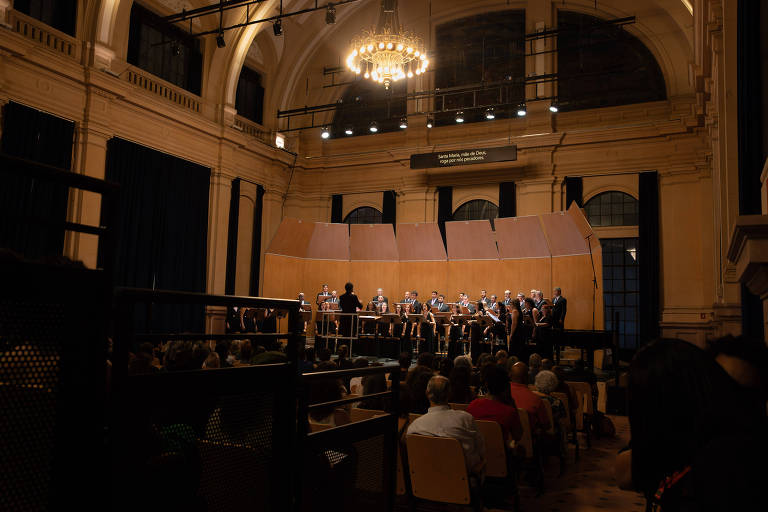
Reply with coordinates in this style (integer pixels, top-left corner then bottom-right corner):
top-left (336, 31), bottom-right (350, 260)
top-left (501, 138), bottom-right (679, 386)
top-left (332, 80), bottom-right (406, 137)
top-left (584, 191), bottom-right (638, 227)
top-left (601, 238), bottom-right (639, 350)
top-left (236, 67), bottom-right (265, 125)
top-left (453, 200), bottom-right (499, 228)
top-left (13, 0), bottom-right (77, 36)
top-left (557, 11), bottom-right (666, 111)
top-left (344, 207), bottom-right (383, 224)
top-left (127, 3), bottom-right (203, 95)
top-left (584, 191), bottom-right (640, 350)
top-left (434, 10), bottom-right (525, 126)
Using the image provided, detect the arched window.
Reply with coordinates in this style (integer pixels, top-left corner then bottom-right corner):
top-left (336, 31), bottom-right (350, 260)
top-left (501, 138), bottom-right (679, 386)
top-left (434, 10), bottom-right (525, 126)
top-left (453, 200), bottom-right (499, 228)
top-left (344, 207), bottom-right (383, 224)
top-left (557, 12), bottom-right (666, 111)
top-left (584, 191), bottom-right (638, 227)
top-left (332, 80), bottom-right (406, 137)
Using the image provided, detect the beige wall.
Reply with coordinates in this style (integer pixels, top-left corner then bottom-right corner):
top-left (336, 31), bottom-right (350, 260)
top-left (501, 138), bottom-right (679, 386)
top-left (0, 0), bottom-right (742, 340)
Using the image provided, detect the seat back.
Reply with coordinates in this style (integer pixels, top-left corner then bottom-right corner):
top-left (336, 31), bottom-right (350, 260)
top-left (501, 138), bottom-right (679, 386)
top-left (408, 412), bottom-right (422, 423)
top-left (406, 434), bottom-right (471, 505)
top-left (309, 422), bottom-right (333, 432)
top-left (516, 408), bottom-right (534, 459)
top-left (552, 392), bottom-right (571, 430)
top-left (449, 402), bottom-right (469, 411)
top-left (334, 407), bottom-right (350, 426)
top-left (566, 381), bottom-right (594, 416)
top-left (349, 408), bottom-right (386, 423)
top-left (539, 398), bottom-right (555, 435)
top-left (475, 420), bottom-right (507, 478)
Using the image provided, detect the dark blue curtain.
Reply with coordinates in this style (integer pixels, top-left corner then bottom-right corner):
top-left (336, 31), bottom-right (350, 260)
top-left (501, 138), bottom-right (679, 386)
top-left (499, 182), bottom-right (516, 218)
top-left (737, 0), bottom-right (766, 339)
top-left (249, 185), bottom-right (265, 296)
top-left (564, 176), bottom-right (583, 209)
top-left (101, 138), bottom-right (210, 333)
top-left (437, 187), bottom-right (453, 247)
top-left (638, 171), bottom-right (660, 345)
top-left (382, 190), bottom-right (397, 229)
top-left (0, 101), bottom-right (74, 260)
top-left (225, 179), bottom-right (240, 295)
top-left (331, 194), bottom-right (343, 223)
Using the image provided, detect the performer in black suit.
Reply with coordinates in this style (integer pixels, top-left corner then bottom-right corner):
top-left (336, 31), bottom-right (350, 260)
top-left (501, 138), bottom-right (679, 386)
top-left (410, 290), bottom-right (422, 314)
top-left (372, 288), bottom-right (389, 306)
top-left (502, 290), bottom-right (513, 307)
top-left (436, 294), bottom-right (451, 313)
top-left (428, 291), bottom-right (440, 309)
top-left (316, 284), bottom-right (331, 307)
top-left (552, 287), bottom-right (567, 328)
top-left (340, 282), bottom-right (363, 338)
top-left (479, 289), bottom-right (490, 306)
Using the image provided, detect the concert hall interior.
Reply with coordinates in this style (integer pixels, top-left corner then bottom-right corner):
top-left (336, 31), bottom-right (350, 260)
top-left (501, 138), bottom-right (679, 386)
top-left (1, 1), bottom-right (767, 511)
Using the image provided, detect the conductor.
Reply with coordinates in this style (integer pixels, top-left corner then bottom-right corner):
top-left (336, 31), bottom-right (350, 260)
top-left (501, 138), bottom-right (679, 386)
top-left (339, 282), bottom-right (363, 338)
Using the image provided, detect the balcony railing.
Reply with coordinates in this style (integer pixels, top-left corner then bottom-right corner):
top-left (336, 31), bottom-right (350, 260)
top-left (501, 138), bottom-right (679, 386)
top-left (125, 66), bottom-right (201, 114)
top-left (7, 9), bottom-right (81, 62)
top-left (234, 115), bottom-right (296, 153)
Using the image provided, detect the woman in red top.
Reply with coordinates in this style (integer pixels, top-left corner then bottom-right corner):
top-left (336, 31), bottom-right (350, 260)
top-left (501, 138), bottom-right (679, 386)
top-left (466, 364), bottom-right (523, 442)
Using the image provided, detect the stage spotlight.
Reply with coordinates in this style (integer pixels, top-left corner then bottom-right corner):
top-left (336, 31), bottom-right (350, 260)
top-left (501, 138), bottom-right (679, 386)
top-left (399, 117), bottom-right (408, 129)
top-left (216, 31), bottom-right (226, 48)
top-left (345, 126), bottom-right (354, 135)
top-left (326, 3), bottom-right (336, 24)
top-left (273, 19), bottom-right (283, 36)
top-left (485, 108), bottom-right (495, 120)
top-left (426, 117), bottom-right (433, 129)
top-left (517, 103), bottom-right (527, 117)
top-left (455, 111), bottom-right (464, 123)
top-left (369, 121), bottom-right (379, 133)
top-left (549, 101), bottom-right (559, 113)
top-left (321, 127), bottom-right (331, 139)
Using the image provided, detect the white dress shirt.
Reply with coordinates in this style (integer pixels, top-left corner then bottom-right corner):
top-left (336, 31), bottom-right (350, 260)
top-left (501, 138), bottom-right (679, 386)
top-left (407, 404), bottom-right (485, 472)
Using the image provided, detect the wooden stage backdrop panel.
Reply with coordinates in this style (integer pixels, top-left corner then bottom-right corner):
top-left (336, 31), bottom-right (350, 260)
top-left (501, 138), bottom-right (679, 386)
top-left (261, 218), bottom-right (315, 299)
top-left (396, 223), bottom-right (448, 301)
top-left (445, 220), bottom-right (499, 302)
top-left (495, 216), bottom-right (552, 299)
top-left (539, 211), bottom-right (604, 330)
top-left (350, 224), bottom-right (399, 305)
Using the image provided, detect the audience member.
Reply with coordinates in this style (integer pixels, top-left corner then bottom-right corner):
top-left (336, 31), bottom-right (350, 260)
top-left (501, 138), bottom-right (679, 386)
top-left (467, 364), bottom-right (522, 442)
top-left (406, 365), bottom-right (434, 414)
top-left (448, 365), bottom-right (475, 404)
top-left (508, 362), bottom-right (551, 433)
top-left (407, 376), bottom-right (486, 475)
top-left (709, 335), bottom-right (768, 418)
top-left (202, 351), bottom-right (220, 369)
top-left (349, 358), bottom-right (369, 394)
top-left (628, 338), bottom-right (768, 511)
top-left (541, 358), bottom-right (553, 371)
top-left (495, 350), bottom-right (509, 368)
top-left (360, 372), bottom-right (388, 411)
top-left (528, 353), bottom-right (542, 384)
top-left (214, 340), bottom-right (233, 368)
top-left (454, 354), bottom-right (472, 370)
top-left (473, 353), bottom-right (496, 389)
top-left (553, 366), bottom-right (579, 416)
top-left (436, 356), bottom-right (454, 378)
top-left (239, 340), bottom-right (254, 365)
top-left (317, 348), bottom-right (332, 363)
top-left (308, 361), bottom-right (344, 426)
top-left (534, 370), bottom-right (566, 424)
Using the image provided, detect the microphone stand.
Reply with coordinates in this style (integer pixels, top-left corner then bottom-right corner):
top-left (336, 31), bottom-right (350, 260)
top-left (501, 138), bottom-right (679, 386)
top-left (585, 233), bottom-right (599, 333)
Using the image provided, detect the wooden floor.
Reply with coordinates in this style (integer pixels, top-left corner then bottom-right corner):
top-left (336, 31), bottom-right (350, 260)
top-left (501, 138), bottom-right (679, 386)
top-left (515, 415), bottom-right (645, 512)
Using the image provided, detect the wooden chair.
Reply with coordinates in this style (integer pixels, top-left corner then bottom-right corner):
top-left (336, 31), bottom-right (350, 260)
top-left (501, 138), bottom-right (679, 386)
top-left (408, 412), bottom-right (422, 423)
top-left (449, 402), bottom-right (469, 411)
top-left (566, 381), bottom-right (594, 448)
top-left (334, 407), bottom-right (350, 426)
top-left (406, 434), bottom-right (471, 505)
top-left (349, 408), bottom-right (386, 423)
top-left (516, 408), bottom-right (534, 459)
top-left (538, 398), bottom-right (555, 436)
top-left (308, 421), bottom-right (333, 432)
top-left (552, 391), bottom-right (579, 460)
top-left (475, 420), bottom-right (507, 478)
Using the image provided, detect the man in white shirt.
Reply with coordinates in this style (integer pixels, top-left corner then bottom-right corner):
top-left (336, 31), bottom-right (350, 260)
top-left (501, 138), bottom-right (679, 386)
top-left (407, 375), bottom-right (486, 475)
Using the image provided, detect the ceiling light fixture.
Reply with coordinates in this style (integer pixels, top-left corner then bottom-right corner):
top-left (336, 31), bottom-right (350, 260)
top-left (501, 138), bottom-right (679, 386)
top-left (345, 126), bottom-right (354, 135)
top-left (485, 108), bottom-right (495, 120)
top-left (549, 101), bottom-right (559, 113)
top-left (321, 127), bottom-right (331, 139)
top-left (426, 116), bottom-right (433, 129)
top-left (345, 0), bottom-right (427, 89)
top-left (369, 121), bottom-right (379, 133)
top-left (399, 117), bottom-right (408, 129)
top-left (517, 103), bottom-right (527, 117)
top-left (455, 111), bottom-right (465, 123)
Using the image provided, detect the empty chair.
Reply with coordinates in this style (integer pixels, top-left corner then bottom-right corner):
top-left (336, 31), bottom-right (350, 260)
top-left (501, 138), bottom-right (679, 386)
top-left (552, 391), bottom-right (578, 460)
top-left (474, 420), bottom-right (507, 478)
top-left (349, 408), bottom-right (386, 423)
top-left (566, 381), bottom-right (594, 448)
top-left (406, 434), bottom-right (471, 505)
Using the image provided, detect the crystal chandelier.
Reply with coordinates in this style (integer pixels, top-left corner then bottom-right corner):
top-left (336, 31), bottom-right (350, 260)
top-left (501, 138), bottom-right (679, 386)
top-left (345, 0), bottom-right (428, 89)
